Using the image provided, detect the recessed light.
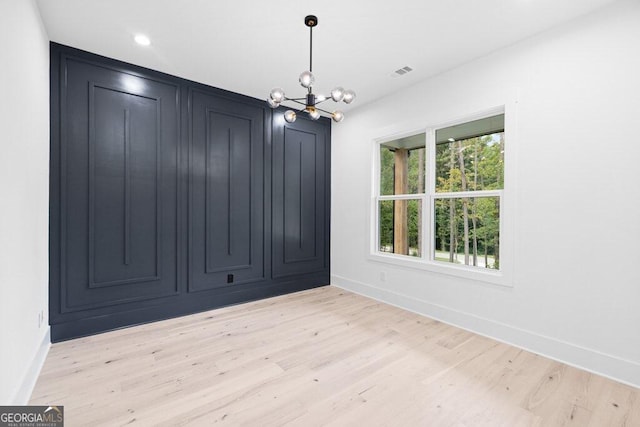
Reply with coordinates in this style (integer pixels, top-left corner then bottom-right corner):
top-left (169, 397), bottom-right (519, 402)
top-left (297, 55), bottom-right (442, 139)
top-left (134, 34), bottom-right (151, 46)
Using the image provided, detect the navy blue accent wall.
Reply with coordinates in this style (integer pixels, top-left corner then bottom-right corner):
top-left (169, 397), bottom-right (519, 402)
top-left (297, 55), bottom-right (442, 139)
top-left (49, 43), bottom-right (331, 342)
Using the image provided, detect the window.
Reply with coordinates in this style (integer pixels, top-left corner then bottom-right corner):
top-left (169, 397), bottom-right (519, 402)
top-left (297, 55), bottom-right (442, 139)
top-left (374, 112), bottom-right (506, 276)
top-left (378, 134), bottom-right (425, 257)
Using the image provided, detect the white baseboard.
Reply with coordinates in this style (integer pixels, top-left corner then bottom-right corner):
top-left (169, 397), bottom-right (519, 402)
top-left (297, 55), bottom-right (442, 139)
top-left (331, 274), bottom-right (640, 389)
top-left (12, 327), bottom-right (51, 405)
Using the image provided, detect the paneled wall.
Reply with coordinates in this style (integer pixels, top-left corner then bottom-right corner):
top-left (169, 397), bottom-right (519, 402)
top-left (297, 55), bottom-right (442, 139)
top-left (49, 44), bottom-right (330, 341)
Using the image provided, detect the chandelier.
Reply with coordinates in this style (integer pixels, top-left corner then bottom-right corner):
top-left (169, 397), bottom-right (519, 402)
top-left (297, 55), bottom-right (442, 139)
top-left (267, 15), bottom-right (356, 123)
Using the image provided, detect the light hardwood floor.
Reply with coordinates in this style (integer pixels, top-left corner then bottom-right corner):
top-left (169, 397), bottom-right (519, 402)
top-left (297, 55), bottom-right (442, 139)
top-left (31, 286), bottom-right (640, 426)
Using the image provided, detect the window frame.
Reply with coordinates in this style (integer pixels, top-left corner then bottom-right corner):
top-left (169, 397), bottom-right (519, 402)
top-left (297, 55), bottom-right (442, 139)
top-left (370, 105), bottom-right (514, 287)
top-left (376, 133), bottom-right (426, 257)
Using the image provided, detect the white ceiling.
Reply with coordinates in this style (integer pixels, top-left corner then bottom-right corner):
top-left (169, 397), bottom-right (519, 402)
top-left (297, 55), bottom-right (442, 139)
top-left (36, 0), bottom-right (617, 112)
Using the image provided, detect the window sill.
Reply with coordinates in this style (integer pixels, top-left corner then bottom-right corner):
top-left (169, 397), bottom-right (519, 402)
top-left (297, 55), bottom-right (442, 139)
top-left (368, 252), bottom-right (513, 288)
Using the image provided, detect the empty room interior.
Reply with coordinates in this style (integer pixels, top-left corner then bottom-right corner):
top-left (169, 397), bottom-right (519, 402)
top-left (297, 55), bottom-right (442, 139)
top-left (2, 0), bottom-right (640, 425)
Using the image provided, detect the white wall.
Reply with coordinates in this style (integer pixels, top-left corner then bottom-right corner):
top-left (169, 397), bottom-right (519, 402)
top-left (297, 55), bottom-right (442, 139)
top-left (331, 0), bottom-right (640, 387)
top-left (0, 0), bottom-right (50, 404)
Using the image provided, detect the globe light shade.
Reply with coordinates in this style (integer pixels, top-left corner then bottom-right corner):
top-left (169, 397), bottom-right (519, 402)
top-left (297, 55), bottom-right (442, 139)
top-left (284, 110), bottom-right (297, 123)
top-left (332, 111), bottom-right (344, 123)
top-left (330, 87), bottom-right (345, 102)
top-left (299, 71), bottom-right (315, 88)
top-left (270, 87), bottom-right (285, 103)
top-left (309, 109), bottom-right (321, 120)
top-left (267, 98), bottom-right (279, 108)
top-left (343, 89), bottom-right (356, 104)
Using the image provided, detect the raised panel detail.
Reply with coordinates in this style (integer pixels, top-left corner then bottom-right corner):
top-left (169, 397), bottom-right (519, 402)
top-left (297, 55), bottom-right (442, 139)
top-left (205, 111), bottom-right (252, 272)
top-left (272, 118), bottom-right (328, 278)
top-left (188, 90), bottom-right (264, 291)
top-left (283, 128), bottom-right (318, 263)
top-left (89, 84), bottom-right (161, 288)
top-left (60, 57), bottom-right (179, 312)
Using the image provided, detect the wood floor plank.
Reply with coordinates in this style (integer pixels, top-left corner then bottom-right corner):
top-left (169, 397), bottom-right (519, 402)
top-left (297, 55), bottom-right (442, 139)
top-left (30, 286), bottom-right (639, 426)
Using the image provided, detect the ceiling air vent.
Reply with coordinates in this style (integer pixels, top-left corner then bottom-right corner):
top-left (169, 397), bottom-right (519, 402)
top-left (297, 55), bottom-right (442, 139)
top-left (391, 66), bottom-right (413, 77)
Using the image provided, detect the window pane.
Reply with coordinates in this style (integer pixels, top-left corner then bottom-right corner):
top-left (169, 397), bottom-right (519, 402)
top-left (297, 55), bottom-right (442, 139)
top-left (380, 133), bottom-right (426, 195)
top-left (379, 199), bottom-right (422, 257)
top-left (435, 115), bottom-right (504, 193)
top-left (379, 200), bottom-right (394, 253)
top-left (433, 196), bottom-right (500, 269)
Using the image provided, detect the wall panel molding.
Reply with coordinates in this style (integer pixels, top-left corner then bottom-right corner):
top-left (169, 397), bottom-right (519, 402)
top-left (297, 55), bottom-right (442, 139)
top-left (187, 90), bottom-right (265, 292)
top-left (282, 131), bottom-right (318, 264)
top-left (273, 119), bottom-right (328, 278)
top-left (54, 47), bottom-right (182, 317)
top-left (49, 43), bottom-right (330, 341)
top-left (87, 82), bottom-right (162, 289)
top-left (203, 109), bottom-right (253, 275)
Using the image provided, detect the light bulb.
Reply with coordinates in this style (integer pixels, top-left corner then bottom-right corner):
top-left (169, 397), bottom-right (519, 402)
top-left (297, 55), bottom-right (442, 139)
top-left (343, 89), bottom-right (356, 104)
top-left (299, 71), bottom-right (315, 88)
top-left (309, 109), bottom-right (320, 120)
top-left (331, 86), bottom-right (344, 102)
top-left (267, 98), bottom-right (279, 108)
top-left (284, 110), bottom-right (297, 123)
top-left (332, 111), bottom-right (344, 123)
top-left (331, 87), bottom-right (345, 102)
top-left (270, 87), bottom-right (285, 103)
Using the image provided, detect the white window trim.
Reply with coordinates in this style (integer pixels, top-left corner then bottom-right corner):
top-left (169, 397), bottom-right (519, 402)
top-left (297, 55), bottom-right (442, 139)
top-left (369, 103), bottom-right (516, 288)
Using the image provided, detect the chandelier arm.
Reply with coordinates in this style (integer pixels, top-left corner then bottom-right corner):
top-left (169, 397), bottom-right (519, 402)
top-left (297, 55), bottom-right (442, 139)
top-left (285, 97), bottom-right (307, 102)
top-left (286, 99), bottom-right (308, 107)
top-left (315, 98), bottom-right (331, 105)
top-left (314, 106), bottom-right (334, 115)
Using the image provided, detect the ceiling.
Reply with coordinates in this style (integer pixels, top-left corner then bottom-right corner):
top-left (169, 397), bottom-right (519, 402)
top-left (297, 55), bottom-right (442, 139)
top-left (36, 0), bottom-right (617, 112)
